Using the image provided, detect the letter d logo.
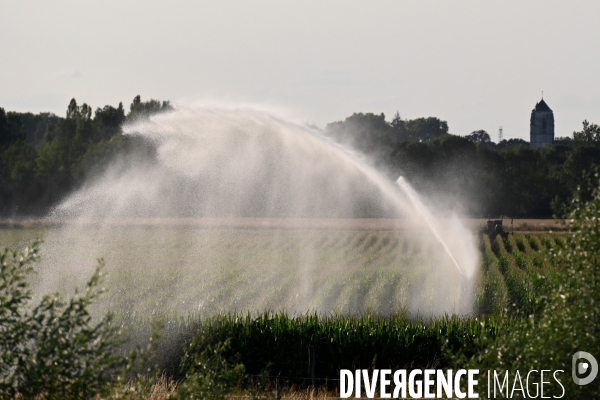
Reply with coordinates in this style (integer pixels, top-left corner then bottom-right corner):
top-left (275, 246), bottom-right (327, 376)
top-left (572, 351), bottom-right (598, 385)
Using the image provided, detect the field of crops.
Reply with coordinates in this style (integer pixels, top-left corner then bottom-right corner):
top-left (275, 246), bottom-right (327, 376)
top-left (0, 226), bottom-right (474, 317)
top-left (476, 232), bottom-right (565, 316)
top-left (0, 227), bottom-right (566, 381)
top-left (168, 232), bottom-right (567, 383)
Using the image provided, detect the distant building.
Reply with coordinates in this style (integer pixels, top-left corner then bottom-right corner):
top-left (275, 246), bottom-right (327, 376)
top-left (530, 99), bottom-right (554, 148)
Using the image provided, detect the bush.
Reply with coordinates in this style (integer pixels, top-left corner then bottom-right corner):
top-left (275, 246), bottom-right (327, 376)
top-left (450, 174), bottom-right (600, 398)
top-left (0, 241), bottom-right (131, 399)
top-left (177, 337), bottom-right (246, 399)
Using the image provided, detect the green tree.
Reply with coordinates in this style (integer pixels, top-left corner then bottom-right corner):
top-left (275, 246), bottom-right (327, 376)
top-left (12, 112), bottom-right (59, 145)
top-left (454, 174), bottom-right (600, 398)
top-left (127, 95), bottom-right (172, 121)
top-left (573, 120), bottom-right (600, 143)
top-left (94, 103), bottom-right (125, 141)
top-left (496, 138), bottom-right (528, 150)
top-left (404, 116), bottom-right (448, 141)
top-left (326, 112), bottom-right (395, 156)
top-left (392, 135), bottom-right (506, 215)
top-left (562, 145), bottom-right (600, 198)
top-left (35, 99), bottom-right (101, 179)
top-left (1, 141), bottom-right (36, 183)
top-left (465, 129), bottom-right (491, 143)
top-left (500, 144), bottom-right (552, 216)
top-left (1, 97), bottom-right (169, 214)
top-left (0, 108), bottom-right (25, 149)
top-left (390, 111), bottom-right (408, 141)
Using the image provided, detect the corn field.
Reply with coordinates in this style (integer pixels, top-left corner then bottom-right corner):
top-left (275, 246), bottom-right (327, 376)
top-left (172, 231), bottom-right (564, 384)
top-left (0, 228), bottom-right (569, 388)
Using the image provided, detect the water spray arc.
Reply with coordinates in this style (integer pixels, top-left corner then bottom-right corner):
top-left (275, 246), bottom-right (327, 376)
top-left (299, 123), bottom-right (467, 277)
top-left (41, 105), bottom-right (478, 317)
top-left (396, 177), bottom-right (464, 275)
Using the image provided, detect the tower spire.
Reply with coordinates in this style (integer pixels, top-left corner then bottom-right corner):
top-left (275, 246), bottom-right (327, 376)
top-left (530, 97), bottom-right (554, 148)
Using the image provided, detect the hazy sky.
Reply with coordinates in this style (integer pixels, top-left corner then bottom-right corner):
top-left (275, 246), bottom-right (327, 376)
top-left (2, 1), bottom-right (599, 141)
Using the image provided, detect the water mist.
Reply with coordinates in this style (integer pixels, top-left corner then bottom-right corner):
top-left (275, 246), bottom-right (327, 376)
top-left (35, 105), bottom-right (479, 318)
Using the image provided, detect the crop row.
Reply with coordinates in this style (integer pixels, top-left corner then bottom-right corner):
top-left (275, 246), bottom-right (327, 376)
top-left (0, 228), bottom-right (562, 320)
top-left (476, 233), bottom-right (563, 316)
top-left (141, 311), bottom-right (499, 383)
top-left (0, 228), bottom-right (566, 382)
top-left (162, 233), bottom-right (564, 382)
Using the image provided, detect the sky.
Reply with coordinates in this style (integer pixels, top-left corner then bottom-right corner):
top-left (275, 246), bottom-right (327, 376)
top-left (2, 0), bottom-right (599, 141)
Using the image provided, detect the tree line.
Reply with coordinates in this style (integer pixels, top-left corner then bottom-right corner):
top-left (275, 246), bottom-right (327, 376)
top-left (326, 112), bottom-right (600, 217)
top-left (1, 99), bottom-right (599, 217)
top-left (0, 96), bottom-right (170, 214)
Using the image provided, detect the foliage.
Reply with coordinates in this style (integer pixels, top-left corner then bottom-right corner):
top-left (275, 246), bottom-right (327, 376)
top-left (325, 113), bottom-right (449, 154)
top-left (562, 145), bottom-right (600, 200)
top-left (179, 311), bottom-right (498, 388)
top-left (495, 138), bottom-right (528, 150)
top-left (403, 116), bottom-right (449, 141)
top-left (177, 337), bottom-right (246, 399)
top-left (15, 112), bottom-right (60, 145)
top-left (94, 103), bottom-right (126, 141)
top-left (0, 95), bottom-right (166, 214)
top-left (128, 95), bottom-right (172, 122)
top-left (3, 98), bottom-right (600, 217)
top-left (393, 134), bottom-right (598, 217)
top-left (0, 241), bottom-right (132, 399)
top-left (325, 112), bottom-right (396, 156)
top-left (465, 129), bottom-right (491, 143)
top-left (449, 176), bottom-right (600, 398)
top-left (573, 120), bottom-right (600, 143)
top-left (169, 229), bottom-right (566, 391)
top-left (1, 224), bottom-right (590, 396)
top-left (324, 111), bottom-right (600, 217)
top-left (0, 108), bottom-right (26, 147)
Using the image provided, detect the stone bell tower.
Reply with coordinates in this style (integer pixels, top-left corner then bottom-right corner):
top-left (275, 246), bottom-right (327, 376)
top-left (530, 98), bottom-right (554, 148)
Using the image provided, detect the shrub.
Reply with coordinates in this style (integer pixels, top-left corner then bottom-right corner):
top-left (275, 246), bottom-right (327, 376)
top-left (0, 241), bottom-right (131, 399)
top-left (451, 175), bottom-right (600, 398)
top-left (177, 337), bottom-right (246, 399)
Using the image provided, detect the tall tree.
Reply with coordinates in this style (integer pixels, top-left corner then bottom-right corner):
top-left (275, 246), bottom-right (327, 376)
top-left (326, 112), bottom-right (395, 155)
top-left (93, 103), bottom-right (125, 142)
top-left (127, 95), bottom-right (172, 121)
top-left (0, 108), bottom-right (25, 148)
top-left (573, 120), bottom-right (600, 143)
top-left (390, 111), bottom-right (408, 142)
top-left (404, 117), bottom-right (449, 141)
top-left (465, 130), bottom-right (491, 143)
